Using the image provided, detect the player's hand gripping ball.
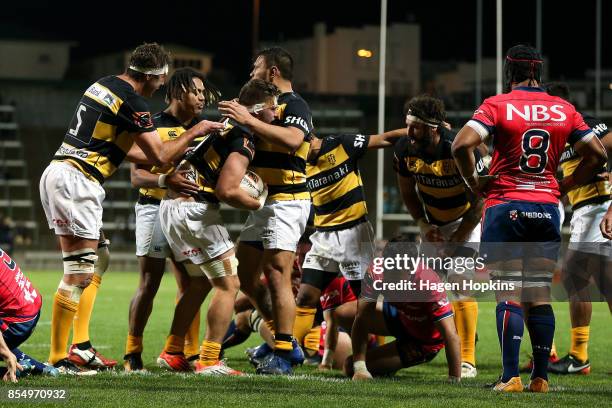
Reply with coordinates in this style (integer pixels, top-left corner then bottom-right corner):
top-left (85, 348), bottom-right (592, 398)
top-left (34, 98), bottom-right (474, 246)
top-left (240, 170), bottom-right (268, 209)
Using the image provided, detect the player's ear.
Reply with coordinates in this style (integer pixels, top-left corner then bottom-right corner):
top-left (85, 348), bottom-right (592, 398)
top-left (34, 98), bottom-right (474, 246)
top-left (269, 66), bottom-right (279, 80)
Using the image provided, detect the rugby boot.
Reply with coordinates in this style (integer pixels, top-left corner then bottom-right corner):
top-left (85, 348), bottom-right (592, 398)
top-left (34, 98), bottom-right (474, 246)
top-left (549, 354), bottom-right (590, 375)
top-left (157, 351), bottom-right (192, 372)
top-left (68, 344), bottom-right (117, 370)
top-left (256, 353), bottom-right (293, 375)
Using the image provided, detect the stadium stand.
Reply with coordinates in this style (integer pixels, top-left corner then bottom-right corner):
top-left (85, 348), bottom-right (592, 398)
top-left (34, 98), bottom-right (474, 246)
top-left (0, 103), bottom-right (38, 246)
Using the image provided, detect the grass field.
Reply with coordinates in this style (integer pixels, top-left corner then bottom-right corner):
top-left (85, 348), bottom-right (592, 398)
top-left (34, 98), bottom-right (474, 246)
top-left (3, 270), bottom-right (611, 407)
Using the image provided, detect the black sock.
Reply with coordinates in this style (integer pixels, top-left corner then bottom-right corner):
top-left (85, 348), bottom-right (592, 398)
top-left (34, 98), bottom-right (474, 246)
top-left (76, 341), bottom-right (92, 351)
top-left (527, 304), bottom-right (555, 381)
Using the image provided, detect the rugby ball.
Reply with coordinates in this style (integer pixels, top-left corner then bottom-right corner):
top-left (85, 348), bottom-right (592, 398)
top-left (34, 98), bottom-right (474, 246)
top-left (240, 170), bottom-right (266, 198)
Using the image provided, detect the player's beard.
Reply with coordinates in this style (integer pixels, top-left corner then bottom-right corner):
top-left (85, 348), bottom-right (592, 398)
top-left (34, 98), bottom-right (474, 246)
top-left (412, 136), bottom-right (433, 155)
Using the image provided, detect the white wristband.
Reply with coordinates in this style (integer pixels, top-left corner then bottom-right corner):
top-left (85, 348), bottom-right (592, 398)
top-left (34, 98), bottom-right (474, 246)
top-left (158, 174), bottom-right (168, 188)
top-left (353, 360), bottom-right (368, 373)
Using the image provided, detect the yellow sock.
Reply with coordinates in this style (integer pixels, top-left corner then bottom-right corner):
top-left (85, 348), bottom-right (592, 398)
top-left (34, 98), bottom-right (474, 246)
top-left (570, 326), bottom-right (590, 362)
top-left (164, 335), bottom-right (185, 354)
top-left (452, 300), bottom-right (478, 366)
top-left (303, 326), bottom-right (321, 354)
top-left (72, 274), bottom-right (101, 345)
top-left (49, 292), bottom-right (78, 364)
top-left (293, 306), bottom-right (316, 344)
top-left (125, 334), bottom-right (143, 355)
top-left (184, 309), bottom-right (201, 357)
top-left (199, 340), bottom-right (222, 366)
top-left (274, 333), bottom-right (293, 352)
top-left (265, 320), bottom-right (275, 335)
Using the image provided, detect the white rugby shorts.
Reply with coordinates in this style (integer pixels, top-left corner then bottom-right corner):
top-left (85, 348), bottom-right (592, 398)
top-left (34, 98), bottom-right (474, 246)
top-left (239, 199), bottom-right (311, 252)
top-left (135, 203), bottom-right (171, 258)
top-left (159, 199), bottom-right (233, 265)
top-left (302, 220), bottom-right (375, 281)
top-left (39, 161), bottom-right (104, 240)
top-left (569, 201), bottom-right (611, 256)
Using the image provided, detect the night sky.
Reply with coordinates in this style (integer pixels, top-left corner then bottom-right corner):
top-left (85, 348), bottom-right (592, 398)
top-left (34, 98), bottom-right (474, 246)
top-left (2, 0), bottom-right (610, 83)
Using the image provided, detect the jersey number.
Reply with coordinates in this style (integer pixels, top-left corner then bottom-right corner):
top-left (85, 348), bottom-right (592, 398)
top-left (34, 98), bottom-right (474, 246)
top-left (519, 129), bottom-right (550, 174)
top-left (68, 104), bottom-right (86, 137)
top-left (66, 103), bottom-right (100, 144)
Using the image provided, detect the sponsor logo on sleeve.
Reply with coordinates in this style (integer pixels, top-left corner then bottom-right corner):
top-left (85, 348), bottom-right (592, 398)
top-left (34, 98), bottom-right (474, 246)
top-left (133, 112), bottom-right (153, 128)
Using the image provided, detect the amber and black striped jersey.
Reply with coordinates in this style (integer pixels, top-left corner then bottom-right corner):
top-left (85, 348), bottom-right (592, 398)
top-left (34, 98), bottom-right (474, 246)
top-left (560, 113), bottom-right (610, 210)
top-left (186, 120), bottom-right (256, 203)
top-left (53, 76), bottom-right (155, 184)
top-left (138, 111), bottom-right (199, 203)
top-left (393, 127), bottom-right (486, 225)
top-left (307, 134), bottom-right (369, 231)
top-left (251, 92), bottom-right (313, 201)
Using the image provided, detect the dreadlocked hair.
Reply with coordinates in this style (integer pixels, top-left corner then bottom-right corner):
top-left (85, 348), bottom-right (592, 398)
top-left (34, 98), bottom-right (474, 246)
top-left (503, 44), bottom-right (543, 93)
top-left (238, 78), bottom-right (281, 107)
top-left (404, 95), bottom-right (446, 125)
top-left (127, 42), bottom-right (171, 81)
top-left (165, 67), bottom-right (221, 106)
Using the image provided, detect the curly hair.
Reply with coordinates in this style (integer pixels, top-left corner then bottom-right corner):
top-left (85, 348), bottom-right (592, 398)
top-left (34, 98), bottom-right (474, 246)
top-left (238, 78), bottom-right (281, 107)
top-left (404, 95), bottom-right (446, 125)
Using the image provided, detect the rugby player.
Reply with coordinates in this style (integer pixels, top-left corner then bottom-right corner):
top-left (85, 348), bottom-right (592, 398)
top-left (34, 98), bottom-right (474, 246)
top-left (227, 231), bottom-right (312, 359)
top-left (393, 95), bottom-right (484, 378)
top-left (157, 79), bottom-right (277, 375)
top-left (218, 47), bottom-right (313, 374)
top-left (452, 44), bottom-right (607, 392)
top-left (39, 42), bottom-right (224, 373)
top-left (346, 238), bottom-right (461, 381)
top-left (124, 68), bottom-right (220, 371)
top-left (546, 82), bottom-right (612, 375)
top-left (285, 128), bottom-right (404, 357)
top-left (0, 248), bottom-right (61, 380)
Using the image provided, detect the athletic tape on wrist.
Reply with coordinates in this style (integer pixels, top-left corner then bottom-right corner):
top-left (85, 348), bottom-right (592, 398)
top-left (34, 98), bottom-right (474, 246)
top-left (158, 174), bottom-right (168, 188)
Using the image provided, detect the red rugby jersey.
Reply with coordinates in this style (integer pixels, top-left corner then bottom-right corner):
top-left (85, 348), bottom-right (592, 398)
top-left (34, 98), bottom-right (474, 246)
top-left (0, 248), bottom-right (41, 325)
top-left (387, 267), bottom-right (454, 346)
top-left (468, 87), bottom-right (593, 203)
top-left (320, 276), bottom-right (357, 311)
top-left (364, 265), bottom-right (454, 346)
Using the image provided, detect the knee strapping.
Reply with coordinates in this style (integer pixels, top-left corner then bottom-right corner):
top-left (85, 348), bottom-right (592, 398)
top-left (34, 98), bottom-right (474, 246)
top-left (489, 269), bottom-right (523, 288)
top-left (184, 256), bottom-right (239, 280)
top-left (523, 270), bottom-right (553, 288)
top-left (58, 281), bottom-right (84, 302)
top-left (204, 256), bottom-right (239, 279)
top-left (62, 248), bottom-right (97, 275)
top-left (94, 240), bottom-right (110, 277)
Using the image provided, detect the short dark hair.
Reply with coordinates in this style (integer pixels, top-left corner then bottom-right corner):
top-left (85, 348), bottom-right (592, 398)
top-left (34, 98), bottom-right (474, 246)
top-left (255, 47), bottom-right (294, 81)
top-left (545, 82), bottom-right (571, 101)
top-left (404, 95), bottom-right (446, 125)
top-left (504, 44), bottom-right (543, 92)
top-left (127, 42), bottom-right (171, 81)
top-left (238, 78), bottom-right (281, 107)
top-left (165, 67), bottom-right (221, 106)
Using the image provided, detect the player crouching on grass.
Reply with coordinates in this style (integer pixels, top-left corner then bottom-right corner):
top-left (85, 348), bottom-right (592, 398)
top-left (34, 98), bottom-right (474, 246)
top-left (156, 79), bottom-right (278, 375)
top-left (345, 236), bottom-right (461, 382)
top-left (0, 248), bottom-right (59, 381)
